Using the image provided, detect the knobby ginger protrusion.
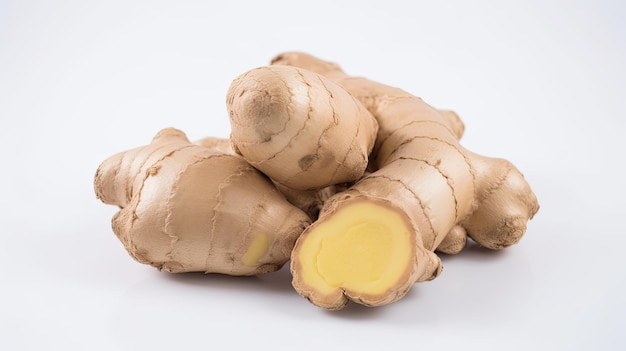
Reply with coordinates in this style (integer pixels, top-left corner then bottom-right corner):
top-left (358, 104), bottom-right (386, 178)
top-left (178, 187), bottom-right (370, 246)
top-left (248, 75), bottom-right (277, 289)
top-left (94, 128), bottom-right (311, 275)
top-left (226, 65), bottom-right (378, 191)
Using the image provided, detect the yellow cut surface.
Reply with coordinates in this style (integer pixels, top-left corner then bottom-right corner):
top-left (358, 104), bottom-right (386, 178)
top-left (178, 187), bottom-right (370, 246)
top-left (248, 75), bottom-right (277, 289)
top-left (298, 200), bottom-right (412, 295)
top-left (242, 233), bottom-right (269, 267)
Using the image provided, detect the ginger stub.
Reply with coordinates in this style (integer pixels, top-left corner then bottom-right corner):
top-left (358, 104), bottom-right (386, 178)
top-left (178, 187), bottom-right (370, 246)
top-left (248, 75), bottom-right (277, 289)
top-left (292, 199), bottom-right (416, 309)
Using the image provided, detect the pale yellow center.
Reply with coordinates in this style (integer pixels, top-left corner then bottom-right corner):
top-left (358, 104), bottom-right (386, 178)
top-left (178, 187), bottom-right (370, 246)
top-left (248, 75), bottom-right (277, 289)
top-left (298, 201), bottom-right (412, 295)
top-left (242, 233), bottom-right (269, 267)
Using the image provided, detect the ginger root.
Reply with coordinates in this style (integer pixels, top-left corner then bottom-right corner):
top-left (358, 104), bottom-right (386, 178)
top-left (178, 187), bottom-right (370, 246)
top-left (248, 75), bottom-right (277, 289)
top-left (226, 65), bottom-right (378, 190)
top-left (272, 52), bottom-right (539, 310)
top-left (94, 128), bottom-right (311, 275)
top-left (93, 52), bottom-right (539, 311)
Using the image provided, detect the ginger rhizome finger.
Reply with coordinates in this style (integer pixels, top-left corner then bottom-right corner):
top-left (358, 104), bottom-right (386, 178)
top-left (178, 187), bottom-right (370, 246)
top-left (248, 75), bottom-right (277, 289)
top-left (94, 128), bottom-right (311, 275)
top-left (226, 65), bottom-right (378, 190)
top-left (272, 52), bottom-right (539, 310)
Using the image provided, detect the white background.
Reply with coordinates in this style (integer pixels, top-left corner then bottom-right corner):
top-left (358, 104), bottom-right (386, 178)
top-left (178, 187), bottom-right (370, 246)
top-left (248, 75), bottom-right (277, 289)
top-left (1, 1), bottom-right (625, 350)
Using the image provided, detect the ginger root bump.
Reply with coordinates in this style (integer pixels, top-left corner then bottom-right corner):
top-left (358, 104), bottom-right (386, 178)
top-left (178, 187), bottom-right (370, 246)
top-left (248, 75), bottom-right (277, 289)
top-left (226, 65), bottom-right (378, 191)
top-left (94, 128), bottom-right (311, 275)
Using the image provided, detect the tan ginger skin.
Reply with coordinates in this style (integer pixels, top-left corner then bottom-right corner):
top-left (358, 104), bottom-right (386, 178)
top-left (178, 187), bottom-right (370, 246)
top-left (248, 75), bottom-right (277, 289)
top-left (94, 128), bottom-right (311, 275)
top-left (198, 135), bottom-right (342, 221)
top-left (194, 136), bottom-right (236, 155)
top-left (269, 52), bottom-right (539, 310)
top-left (226, 65), bottom-right (379, 191)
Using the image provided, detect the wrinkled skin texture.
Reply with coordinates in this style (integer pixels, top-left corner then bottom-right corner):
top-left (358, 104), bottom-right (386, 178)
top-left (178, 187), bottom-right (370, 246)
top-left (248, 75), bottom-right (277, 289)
top-left (95, 128), bottom-right (311, 275)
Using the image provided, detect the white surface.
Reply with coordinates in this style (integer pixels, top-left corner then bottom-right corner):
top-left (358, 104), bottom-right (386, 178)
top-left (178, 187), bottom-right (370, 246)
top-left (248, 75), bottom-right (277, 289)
top-left (1, 1), bottom-right (625, 350)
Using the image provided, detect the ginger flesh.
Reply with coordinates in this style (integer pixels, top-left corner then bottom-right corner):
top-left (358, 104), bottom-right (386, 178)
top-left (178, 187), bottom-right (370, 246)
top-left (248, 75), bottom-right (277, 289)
top-left (297, 200), bottom-right (412, 296)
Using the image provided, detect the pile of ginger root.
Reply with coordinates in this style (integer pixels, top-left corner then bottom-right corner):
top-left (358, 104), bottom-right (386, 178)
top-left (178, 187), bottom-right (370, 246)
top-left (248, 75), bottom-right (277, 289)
top-left (94, 52), bottom-right (539, 310)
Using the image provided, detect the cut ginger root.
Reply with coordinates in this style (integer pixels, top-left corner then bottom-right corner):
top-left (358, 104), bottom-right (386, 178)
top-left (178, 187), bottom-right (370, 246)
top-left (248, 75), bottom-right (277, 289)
top-left (272, 52), bottom-right (540, 310)
top-left (94, 128), bottom-right (311, 275)
top-left (294, 198), bottom-right (424, 308)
